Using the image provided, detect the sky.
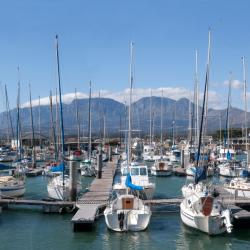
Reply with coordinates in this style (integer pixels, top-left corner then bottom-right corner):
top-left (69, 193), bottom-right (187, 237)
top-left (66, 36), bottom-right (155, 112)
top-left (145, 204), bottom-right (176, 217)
top-left (0, 0), bottom-right (250, 111)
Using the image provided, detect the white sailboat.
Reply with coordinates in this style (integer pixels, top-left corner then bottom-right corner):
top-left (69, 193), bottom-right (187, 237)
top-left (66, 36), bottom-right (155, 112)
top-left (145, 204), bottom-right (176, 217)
top-left (223, 57), bottom-right (250, 196)
top-left (151, 89), bottom-right (173, 177)
top-left (47, 174), bottom-right (81, 200)
top-left (80, 81), bottom-right (96, 177)
top-left (181, 182), bottom-right (232, 235)
top-left (47, 35), bottom-right (81, 200)
top-left (104, 42), bottom-right (151, 232)
top-left (0, 175), bottom-right (25, 198)
top-left (1, 80), bottom-right (26, 198)
top-left (180, 31), bottom-right (233, 235)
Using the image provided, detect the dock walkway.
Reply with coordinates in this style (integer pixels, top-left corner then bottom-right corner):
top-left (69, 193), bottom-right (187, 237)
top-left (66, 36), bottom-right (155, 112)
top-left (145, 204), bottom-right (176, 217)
top-left (71, 160), bottom-right (117, 231)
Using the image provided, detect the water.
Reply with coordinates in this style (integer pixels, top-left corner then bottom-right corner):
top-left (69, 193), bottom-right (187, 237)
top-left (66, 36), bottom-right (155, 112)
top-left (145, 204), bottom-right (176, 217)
top-left (1, 171), bottom-right (250, 249)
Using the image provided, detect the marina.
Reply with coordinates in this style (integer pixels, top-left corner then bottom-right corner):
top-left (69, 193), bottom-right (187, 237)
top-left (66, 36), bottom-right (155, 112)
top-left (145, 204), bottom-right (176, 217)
top-left (1, 1), bottom-right (250, 249)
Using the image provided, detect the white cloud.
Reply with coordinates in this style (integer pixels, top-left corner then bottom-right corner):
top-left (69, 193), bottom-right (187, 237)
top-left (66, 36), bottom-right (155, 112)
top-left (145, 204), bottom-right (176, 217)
top-left (224, 79), bottom-right (243, 89)
top-left (20, 87), bottom-right (226, 110)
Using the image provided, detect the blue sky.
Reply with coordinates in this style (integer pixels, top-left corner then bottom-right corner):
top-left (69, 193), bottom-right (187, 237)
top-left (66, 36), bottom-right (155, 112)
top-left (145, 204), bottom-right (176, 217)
top-left (0, 0), bottom-right (249, 111)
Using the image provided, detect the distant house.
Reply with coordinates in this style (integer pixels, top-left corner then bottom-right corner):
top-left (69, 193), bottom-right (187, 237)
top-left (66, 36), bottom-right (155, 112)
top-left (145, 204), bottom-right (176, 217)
top-left (12, 132), bottom-right (49, 149)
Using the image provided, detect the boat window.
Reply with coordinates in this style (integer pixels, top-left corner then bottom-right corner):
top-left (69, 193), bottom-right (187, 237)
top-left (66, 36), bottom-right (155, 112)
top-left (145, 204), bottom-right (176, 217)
top-left (122, 168), bottom-right (128, 175)
top-left (140, 167), bottom-right (147, 176)
top-left (131, 168), bottom-right (139, 175)
top-left (174, 151), bottom-right (180, 157)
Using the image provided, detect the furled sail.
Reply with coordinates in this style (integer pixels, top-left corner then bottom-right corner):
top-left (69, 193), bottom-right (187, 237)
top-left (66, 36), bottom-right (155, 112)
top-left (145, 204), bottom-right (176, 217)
top-left (125, 173), bottom-right (144, 191)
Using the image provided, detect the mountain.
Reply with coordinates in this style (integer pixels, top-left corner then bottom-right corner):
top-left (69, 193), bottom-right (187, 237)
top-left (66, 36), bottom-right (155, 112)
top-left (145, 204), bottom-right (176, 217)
top-left (0, 96), bottom-right (248, 139)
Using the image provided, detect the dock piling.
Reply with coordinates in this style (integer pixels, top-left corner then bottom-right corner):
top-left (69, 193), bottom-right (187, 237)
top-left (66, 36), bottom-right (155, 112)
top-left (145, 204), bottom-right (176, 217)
top-left (97, 153), bottom-right (102, 179)
top-left (69, 160), bottom-right (78, 201)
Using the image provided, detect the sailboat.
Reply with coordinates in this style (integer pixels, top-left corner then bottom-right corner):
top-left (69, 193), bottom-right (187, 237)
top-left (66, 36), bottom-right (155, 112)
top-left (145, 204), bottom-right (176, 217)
top-left (151, 89), bottom-right (173, 176)
top-left (104, 42), bottom-right (151, 232)
top-left (80, 81), bottom-right (97, 177)
top-left (180, 31), bottom-right (233, 235)
top-left (217, 73), bottom-right (246, 177)
top-left (224, 56), bottom-right (250, 196)
top-left (47, 35), bottom-right (81, 200)
top-left (0, 80), bottom-right (26, 198)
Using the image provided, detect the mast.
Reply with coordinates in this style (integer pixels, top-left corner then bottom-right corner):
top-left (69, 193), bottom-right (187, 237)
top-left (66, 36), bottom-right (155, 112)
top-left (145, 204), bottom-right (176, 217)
top-left (160, 89), bottom-right (163, 156)
top-left (128, 42), bottom-right (134, 165)
top-left (103, 114), bottom-right (106, 145)
top-left (195, 50), bottom-right (199, 147)
top-left (225, 72), bottom-right (232, 150)
top-left (55, 88), bottom-right (60, 149)
top-left (55, 35), bottom-right (65, 186)
top-left (242, 56), bottom-right (248, 163)
top-left (16, 67), bottom-right (22, 160)
top-left (16, 81), bottom-right (22, 160)
top-left (38, 96), bottom-right (41, 147)
top-left (29, 84), bottom-right (36, 168)
top-left (5, 85), bottom-right (15, 143)
top-left (172, 104), bottom-right (176, 147)
top-left (98, 91), bottom-right (102, 140)
top-left (149, 89), bottom-right (152, 146)
top-left (188, 95), bottom-right (192, 144)
top-left (196, 30), bottom-right (211, 168)
top-left (204, 32), bottom-right (211, 140)
top-left (88, 81), bottom-right (92, 160)
top-left (49, 91), bottom-right (58, 161)
top-left (74, 89), bottom-right (80, 150)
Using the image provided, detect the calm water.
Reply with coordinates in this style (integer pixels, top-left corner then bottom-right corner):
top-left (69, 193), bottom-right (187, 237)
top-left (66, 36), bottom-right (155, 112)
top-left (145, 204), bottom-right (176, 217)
top-left (1, 168), bottom-right (250, 249)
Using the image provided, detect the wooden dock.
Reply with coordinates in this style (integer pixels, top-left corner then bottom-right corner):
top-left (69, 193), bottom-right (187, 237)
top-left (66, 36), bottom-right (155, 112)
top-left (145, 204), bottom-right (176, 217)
top-left (0, 198), bottom-right (75, 213)
top-left (71, 160), bottom-right (117, 231)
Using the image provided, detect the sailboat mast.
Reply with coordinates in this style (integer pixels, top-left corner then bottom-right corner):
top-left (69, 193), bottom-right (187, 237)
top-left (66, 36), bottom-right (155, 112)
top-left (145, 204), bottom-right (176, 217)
top-left (225, 72), bottom-right (232, 150)
top-left (204, 32), bottom-right (211, 140)
top-left (55, 35), bottom-right (65, 185)
top-left (55, 88), bottom-right (60, 151)
top-left (38, 96), bottom-right (41, 147)
top-left (195, 50), bottom-right (199, 147)
top-left (196, 30), bottom-right (211, 167)
top-left (29, 84), bottom-right (36, 168)
top-left (149, 89), bottom-right (152, 146)
top-left (128, 42), bottom-right (134, 165)
top-left (88, 81), bottom-right (92, 160)
top-left (160, 89), bottom-right (163, 156)
top-left (16, 79), bottom-right (22, 160)
top-left (74, 89), bottom-right (80, 150)
top-left (242, 56), bottom-right (248, 160)
top-left (49, 91), bottom-right (58, 161)
top-left (188, 96), bottom-right (192, 143)
top-left (5, 85), bottom-right (15, 142)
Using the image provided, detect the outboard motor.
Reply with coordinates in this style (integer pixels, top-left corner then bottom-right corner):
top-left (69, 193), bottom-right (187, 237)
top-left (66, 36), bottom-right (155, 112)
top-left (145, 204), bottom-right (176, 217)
top-left (221, 209), bottom-right (233, 233)
top-left (118, 212), bottom-right (125, 231)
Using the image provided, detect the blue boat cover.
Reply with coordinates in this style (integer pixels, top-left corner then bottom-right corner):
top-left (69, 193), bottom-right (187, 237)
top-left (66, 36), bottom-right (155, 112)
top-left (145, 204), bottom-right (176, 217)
top-left (125, 173), bottom-right (144, 191)
top-left (0, 163), bottom-right (13, 170)
top-left (51, 163), bottom-right (65, 172)
top-left (195, 166), bottom-right (207, 184)
top-left (226, 150), bottom-right (232, 160)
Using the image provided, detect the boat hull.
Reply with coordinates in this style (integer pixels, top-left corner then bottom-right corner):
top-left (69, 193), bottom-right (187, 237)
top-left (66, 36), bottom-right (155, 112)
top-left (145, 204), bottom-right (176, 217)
top-left (0, 185), bottom-right (25, 197)
top-left (104, 209), bottom-right (151, 232)
top-left (224, 187), bottom-right (250, 198)
top-left (180, 202), bottom-right (226, 235)
top-left (151, 169), bottom-right (172, 176)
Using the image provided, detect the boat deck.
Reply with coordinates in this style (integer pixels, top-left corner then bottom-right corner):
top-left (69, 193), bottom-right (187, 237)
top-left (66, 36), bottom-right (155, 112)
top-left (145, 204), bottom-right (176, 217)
top-left (26, 168), bottom-right (44, 177)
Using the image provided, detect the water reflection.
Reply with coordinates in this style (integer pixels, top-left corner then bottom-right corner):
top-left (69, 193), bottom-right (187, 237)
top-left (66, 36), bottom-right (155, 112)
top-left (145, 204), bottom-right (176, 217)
top-left (175, 222), bottom-right (250, 250)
